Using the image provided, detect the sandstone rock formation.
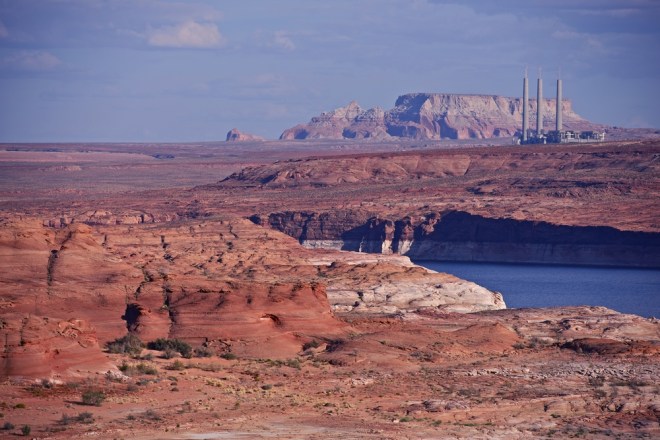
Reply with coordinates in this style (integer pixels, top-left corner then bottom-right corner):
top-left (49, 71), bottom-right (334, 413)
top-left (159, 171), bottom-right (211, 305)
top-left (1, 315), bottom-right (116, 379)
top-left (0, 213), bottom-right (504, 378)
top-left (226, 128), bottom-right (265, 142)
top-left (280, 93), bottom-right (600, 140)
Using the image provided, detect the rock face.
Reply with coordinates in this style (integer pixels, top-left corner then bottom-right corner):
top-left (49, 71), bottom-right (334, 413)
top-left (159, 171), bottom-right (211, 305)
top-left (226, 128), bottom-right (265, 142)
top-left (253, 210), bottom-right (660, 267)
top-left (280, 93), bottom-right (599, 140)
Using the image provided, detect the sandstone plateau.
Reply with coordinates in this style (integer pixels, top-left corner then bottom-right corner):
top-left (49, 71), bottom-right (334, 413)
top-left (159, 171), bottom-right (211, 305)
top-left (280, 93), bottom-right (603, 140)
top-left (0, 138), bottom-right (658, 438)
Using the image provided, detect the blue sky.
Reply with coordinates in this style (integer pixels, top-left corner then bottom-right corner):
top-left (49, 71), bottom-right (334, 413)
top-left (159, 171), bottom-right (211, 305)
top-left (0, 0), bottom-right (658, 142)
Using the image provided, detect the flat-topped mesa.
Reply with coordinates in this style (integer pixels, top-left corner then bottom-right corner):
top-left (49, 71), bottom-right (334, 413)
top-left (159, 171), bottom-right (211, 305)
top-left (280, 93), bottom-right (601, 140)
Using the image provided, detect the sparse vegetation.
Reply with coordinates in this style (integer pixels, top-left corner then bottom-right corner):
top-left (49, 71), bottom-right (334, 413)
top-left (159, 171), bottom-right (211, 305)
top-left (106, 333), bottom-right (144, 355)
top-left (81, 390), bottom-right (106, 406)
top-left (220, 352), bottom-right (237, 360)
top-left (167, 360), bottom-right (186, 371)
top-left (58, 412), bottom-right (95, 425)
top-left (147, 338), bottom-right (193, 358)
top-left (21, 425), bottom-right (31, 436)
top-left (2, 422), bottom-right (15, 430)
top-left (143, 409), bottom-right (162, 421)
top-left (194, 346), bottom-right (214, 357)
top-left (118, 361), bottom-right (158, 376)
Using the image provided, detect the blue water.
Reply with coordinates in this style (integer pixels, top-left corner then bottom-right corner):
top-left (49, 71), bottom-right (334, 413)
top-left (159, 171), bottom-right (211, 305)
top-left (415, 261), bottom-right (660, 318)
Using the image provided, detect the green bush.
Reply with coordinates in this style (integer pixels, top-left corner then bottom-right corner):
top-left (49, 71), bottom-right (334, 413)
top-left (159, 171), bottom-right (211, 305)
top-left (106, 333), bottom-right (143, 355)
top-left (147, 338), bottom-right (192, 358)
top-left (81, 390), bottom-right (105, 406)
top-left (220, 352), bottom-right (237, 360)
top-left (21, 425), bottom-right (30, 436)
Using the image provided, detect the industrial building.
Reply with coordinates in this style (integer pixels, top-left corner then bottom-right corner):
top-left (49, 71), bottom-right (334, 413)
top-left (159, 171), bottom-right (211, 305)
top-left (519, 73), bottom-right (605, 144)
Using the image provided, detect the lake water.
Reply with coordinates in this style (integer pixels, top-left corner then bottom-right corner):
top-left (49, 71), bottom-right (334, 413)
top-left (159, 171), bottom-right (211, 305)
top-left (416, 261), bottom-right (660, 318)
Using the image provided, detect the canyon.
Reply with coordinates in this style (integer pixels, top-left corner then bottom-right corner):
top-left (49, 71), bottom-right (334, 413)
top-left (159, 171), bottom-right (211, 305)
top-left (0, 137), bottom-right (658, 438)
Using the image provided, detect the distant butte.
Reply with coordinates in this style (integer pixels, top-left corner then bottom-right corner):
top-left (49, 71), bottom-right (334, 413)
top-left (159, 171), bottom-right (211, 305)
top-left (226, 128), bottom-right (265, 142)
top-left (280, 93), bottom-right (604, 140)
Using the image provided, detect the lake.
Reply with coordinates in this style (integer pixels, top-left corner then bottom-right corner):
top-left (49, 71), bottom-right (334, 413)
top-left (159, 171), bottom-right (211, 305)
top-left (416, 261), bottom-right (660, 318)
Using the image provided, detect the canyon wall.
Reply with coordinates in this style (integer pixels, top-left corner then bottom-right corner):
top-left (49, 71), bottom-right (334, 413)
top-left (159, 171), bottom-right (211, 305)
top-left (280, 93), bottom-right (601, 140)
top-left (252, 210), bottom-right (660, 268)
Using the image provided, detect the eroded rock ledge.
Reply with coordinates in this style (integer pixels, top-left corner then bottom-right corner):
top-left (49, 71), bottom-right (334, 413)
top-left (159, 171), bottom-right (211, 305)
top-left (251, 210), bottom-right (660, 267)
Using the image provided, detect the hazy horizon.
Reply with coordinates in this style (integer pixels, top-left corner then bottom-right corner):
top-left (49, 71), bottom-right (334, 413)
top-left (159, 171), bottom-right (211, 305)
top-left (1, 0), bottom-right (658, 142)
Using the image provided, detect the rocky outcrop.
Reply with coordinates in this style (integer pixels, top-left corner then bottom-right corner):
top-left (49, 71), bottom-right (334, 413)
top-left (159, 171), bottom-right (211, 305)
top-left (226, 128), bottom-right (265, 142)
top-left (280, 93), bottom-right (600, 140)
top-left (254, 210), bottom-right (660, 267)
top-left (281, 101), bottom-right (391, 140)
top-left (0, 315), bottom-right (117, 379)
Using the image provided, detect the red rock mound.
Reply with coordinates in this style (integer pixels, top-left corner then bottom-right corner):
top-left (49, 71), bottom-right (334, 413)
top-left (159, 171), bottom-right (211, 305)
top-left (1, 315), bottom-right (115, 379)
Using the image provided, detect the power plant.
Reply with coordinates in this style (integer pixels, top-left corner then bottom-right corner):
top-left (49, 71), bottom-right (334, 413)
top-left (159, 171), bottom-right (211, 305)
top-left (518, 71), bottom-right (605, 144)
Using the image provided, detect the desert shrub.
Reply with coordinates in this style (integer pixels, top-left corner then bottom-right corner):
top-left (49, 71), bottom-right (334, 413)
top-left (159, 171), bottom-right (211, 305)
top-left (21, 425), bottom-right (30, 436)
top-left (163, 348), bottom-right (178, 359)
top-left (106, 333), bottom-right (143, 355)
top-left (286, 358), bottom-right (302, 369)
top-left (167, 360), bottom-right (186, 371)
top-left (136, 363), bottom-right (158, 375)
top-left (147, 338), bottom-right (192, 358)
top-left (13, 403), bottom-right (25, 409)
top-left (194, 346), bottom-right (213, 358)
top-left (220, 352), bottom-right (237, 360)
top-left (58, 412), bottom-right (94, 425)
top-left (143, 409), bottom-right (161, 421)
top-left (2, 422), bottom-right (14, 430)
top-left (81, 390), bottom-right (105, 406)
top-left (119, 361), bottom-right (157, 376)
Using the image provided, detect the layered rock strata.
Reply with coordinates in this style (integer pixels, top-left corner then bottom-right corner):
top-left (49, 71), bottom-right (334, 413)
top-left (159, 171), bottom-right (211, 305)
top-left (253, 210), bottom-right (660, 267)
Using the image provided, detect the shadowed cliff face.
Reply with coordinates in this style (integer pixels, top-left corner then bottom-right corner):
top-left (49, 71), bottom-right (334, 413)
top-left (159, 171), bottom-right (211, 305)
top-left (253, 210), bottom-right (660, 267)
top-left (280, 93), bottom-right (599, 140)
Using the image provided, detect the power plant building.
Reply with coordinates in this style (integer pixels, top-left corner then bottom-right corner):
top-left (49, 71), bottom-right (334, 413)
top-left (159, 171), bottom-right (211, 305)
top-left (518, 74), bottom-right (605, 145)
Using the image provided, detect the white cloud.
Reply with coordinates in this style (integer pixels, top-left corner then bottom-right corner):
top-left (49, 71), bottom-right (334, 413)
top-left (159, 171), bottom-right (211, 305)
top-left (147, 20), bottom-right (226, 48)
top-left (272, 31), bottom-right (295, 51)
top-left (0, 20), bottom-right (8, 38)
top-left (0, 51), bottom-right (62, 71)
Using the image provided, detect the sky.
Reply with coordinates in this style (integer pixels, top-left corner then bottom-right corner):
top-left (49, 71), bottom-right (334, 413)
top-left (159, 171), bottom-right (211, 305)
top-left (0, 0), bottom-right (658, 142)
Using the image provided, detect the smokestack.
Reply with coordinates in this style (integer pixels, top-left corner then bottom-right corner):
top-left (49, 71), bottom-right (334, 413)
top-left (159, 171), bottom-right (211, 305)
top-left (536, 75), bottom-right (543, 135)
top-left (522, 72), bottom-right (529, 142)
top-left (556, 78), bottom-right (562, 132)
